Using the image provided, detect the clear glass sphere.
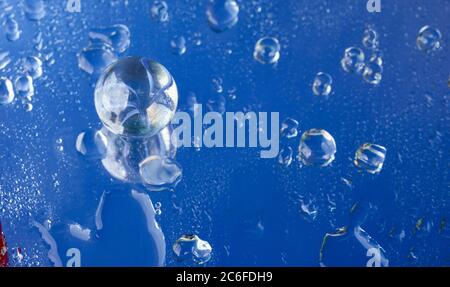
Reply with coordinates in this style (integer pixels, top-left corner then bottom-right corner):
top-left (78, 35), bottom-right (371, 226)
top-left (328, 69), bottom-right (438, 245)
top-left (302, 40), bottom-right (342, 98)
top-left (95, 57), bottom-right (178, 138)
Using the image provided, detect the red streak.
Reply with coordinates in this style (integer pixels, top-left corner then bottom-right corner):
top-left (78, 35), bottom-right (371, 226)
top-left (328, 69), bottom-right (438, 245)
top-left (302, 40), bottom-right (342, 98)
top-left (0, 222), bottom-right (8, 267)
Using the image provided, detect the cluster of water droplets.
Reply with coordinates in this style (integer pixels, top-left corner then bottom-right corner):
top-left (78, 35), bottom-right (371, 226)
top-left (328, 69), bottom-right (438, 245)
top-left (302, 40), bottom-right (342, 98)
top-left (340, 27), bottom-right (383, 86)
top-left (78, 24), bottom-right (130, 75)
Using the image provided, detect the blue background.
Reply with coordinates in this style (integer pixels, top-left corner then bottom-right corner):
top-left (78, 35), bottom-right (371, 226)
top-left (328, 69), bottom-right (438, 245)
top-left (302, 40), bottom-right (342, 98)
top-left (0, 0), bottom-right (449, 267)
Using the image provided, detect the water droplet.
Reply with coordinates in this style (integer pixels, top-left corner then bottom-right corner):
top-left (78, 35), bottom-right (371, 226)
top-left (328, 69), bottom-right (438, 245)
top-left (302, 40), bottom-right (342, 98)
top-left (280, 118), bottom-right (299, 139)
top-left (416, 26), bottom-right (442, 52)
top-left (24, 102), bottom-right (33, 112)
top-left (88, 24), bottom-right (131, 54)
top-left (101, 126), bottom-right (177, 184)
top-left (354, 143), bottom-right (387, 174)
top-left (300, 200), bottom-right (318, 220)
top-left (150, 1), bottom-right (169, 23)
top-left (362, 61), bottom-right (383, 85)
top-left (170, 36), bottom-right (186, 56)
top-left (173, 234), bottom-right (212, 264)
top-left (78, 43), bottom-right (118, 75)
top-left (95, 57), bottom-right (178, 138)
top-left (0, 77), bottom-right (14, 105)
top-left (4, 15), bottom-right (21, 42)
top-left (312, 72), bottom-right (333, 96)
top-left (139, 155), bottom-right (182, 190)
top-left (278, 146), bottom-right (293, 167)
top-left (154, 202), bottom-right (162, 215)
top-left (15, 75), bottom-right (34, 98)
top-left (76, 130), bottom-right (108, 159)
top-left (362, 27), bottom-right (379, 50)
top-left (23, 56), bottom-right (43, 80)
top-left (206, 0), bottom-right (239, 33)
top-left (341, 47), bottom-right (365, 73)
top-left (253, 37), bottom-right (281, 64)
top-left (24, 0), bottom-right (46, 21)
top-left (299, 129), bottom-right (336, 167)
top-left (0, 51), bottom-right (11, 70)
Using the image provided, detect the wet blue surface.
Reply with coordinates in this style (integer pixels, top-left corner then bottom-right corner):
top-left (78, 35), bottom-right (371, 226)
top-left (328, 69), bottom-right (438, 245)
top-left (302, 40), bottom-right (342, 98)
top-left (0, 0), bottom-right (449, 266)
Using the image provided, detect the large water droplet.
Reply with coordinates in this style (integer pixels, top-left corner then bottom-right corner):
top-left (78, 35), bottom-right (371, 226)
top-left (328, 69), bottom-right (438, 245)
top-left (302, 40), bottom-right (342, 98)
top-left (253, 37), bottom-right (281, 64)
top-left (206, 0), bottom-right (239, 33)
top-left (173, 234), bottom-right (212, 265)
top-left (24, 0), bottom-right (46, 21)
top-left (416, 25), bottom-right (442, 52)
top-left (139, 155), bottom-right (182, 190)
top-left (95, 57), bottom-right (178, 138)
top-left (312, 72), bottom-right (333, 96)
top-left (14, 75), bottom-right (34, 99)
top-left (354, 143), bottom-right (387, 174)
top-left (341, 47), bottom-right (365, 73)
top-left (299, 129), bottom-right (337, 167)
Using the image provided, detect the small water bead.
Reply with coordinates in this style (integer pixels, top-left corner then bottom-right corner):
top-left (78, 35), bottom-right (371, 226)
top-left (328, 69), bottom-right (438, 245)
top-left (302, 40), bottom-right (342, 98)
top-left (369, 50), bottom-right (383, 66)
top-left (211, 77), bottom-right (223, 94)
top-left (206, 0), bottom-right (239, 33)
top-left (88, 24), bottom-right (131, 53)
top-left (23, 56), bottom-right (43, 80)
top-left (362, 61), bottom-right (383, 85)
top-left (139, 155), bottom-right (182, 190)
top-left (170, 36), bottom-right (187, 56)
top-left (15, 75), bottom-right (34, 98)
top-left (312, 72), bottom-right (333, 97)
top-left (24, 102), bottom-right (33, 112)
top-left (24, 0), bottom-right (46, 21)
top-left (0, 77), bottom-right (14, 105)
top-left (278, 146), bottom-right (293, 167)
top-left (362, 28), bottom-right (379, 50)
top-left (354, 143), bottom-right (387, 174)
top-left (4, 16), bottom-right (21, 41)
top-left (33, 32), bottom-right (43, 51)
top-left (280, 118), bottom-right (299, 139)
top-left (299, 129), bottom-right (337, 167)
top-left (173, 235), bottom-right (212, 264)
top-left (75, 130), bottom-right (108, 160)
top-left (416, 26), bottom-right (442, 52)
top-left (150, 1), bottom-right (169, 23)
top-left (95, 57), bottom-right (178, 138)
top-left (78, 43), bottom-right (118, 75)
top-left (154, 202), bottom-right (162, 215)
top-left (341, 47), bottom-right (365, 73)
top-left (0, 51), bottom-right (11, 70)
top-left (253, 37), bottom-right (281, 64)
